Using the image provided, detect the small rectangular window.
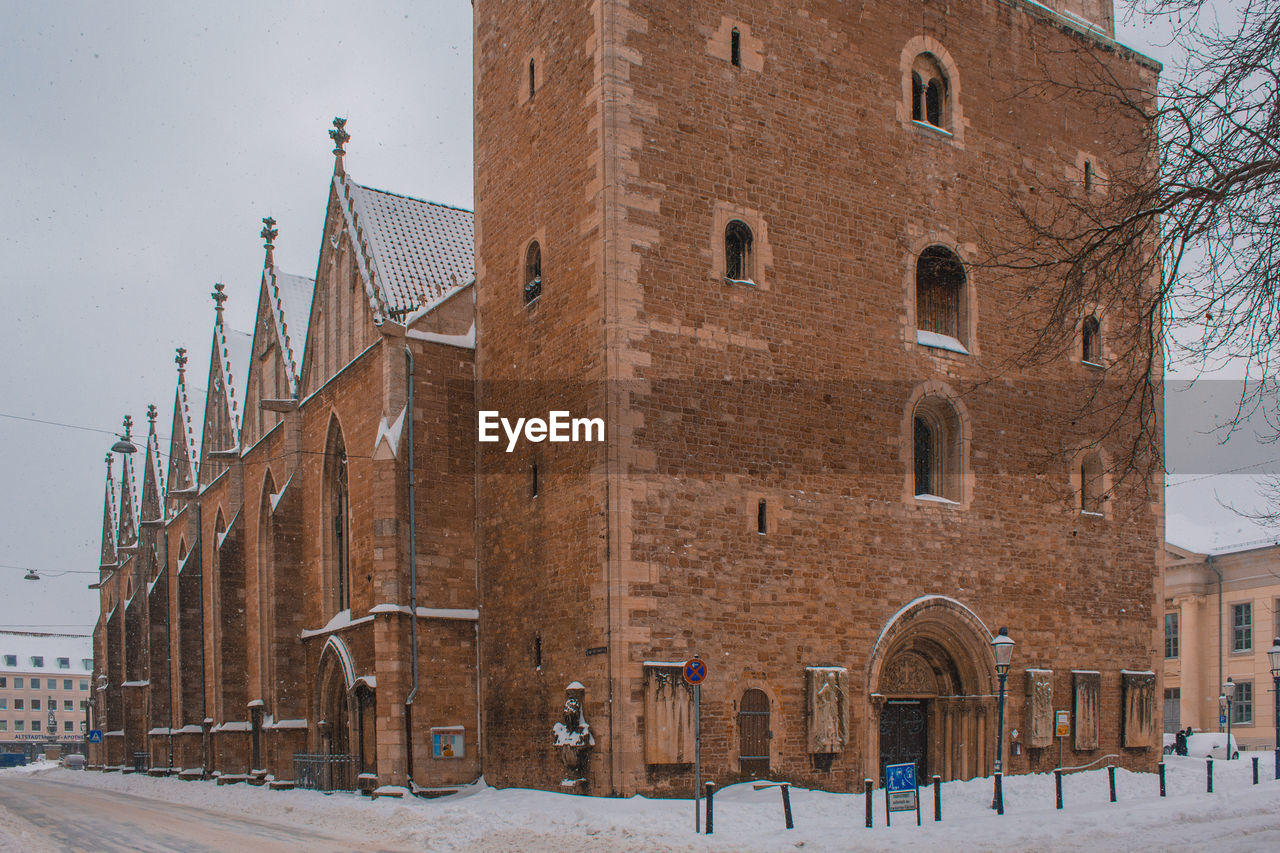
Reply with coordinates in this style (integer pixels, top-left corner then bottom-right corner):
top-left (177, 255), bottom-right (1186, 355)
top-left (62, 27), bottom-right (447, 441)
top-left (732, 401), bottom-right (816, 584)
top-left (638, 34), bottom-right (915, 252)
top-left (731, 28), bottom-right (741, 67)
top-left (14, 699), bottom-right (23, 710)
top-left (30, 678), bottom-right (39, 690)
top-left (32, 699), bottom-right (40, 711)
top-left (1232, 681), bottom-right (1253, 724)
top-left (14, 677), bottom-right (22, 689)
top-left (1164, 613), bottom-right (1179, 659)
top-left (0, 720), bottom-right (6, 732)
top-left (14, 721), bottom-right (23, 732)
top-left (0, 677), bottom-right (6, 688)
top-left (64, 720), bottom-right (74, 733)
top-left (0, 698), bottom-right (6, 710)
top-left (534, 634), bottom-right (543, 670)
top-left (757, 499), bottom-right (767, 534)
top-left (63, 699), bottom-right (73, 711)
top-left (32, 720), bottom-right (41, 732)
top-left (1232, 603), bottom-right (1253, 652)
top-left (1084, 160), bottom-right (1093, 192)
top-left (80, 700), bottom-right (88, 711)
top-left (57, 657), bottom-right (70, 669)
top-left (30, 656), bottom-right (43, 668)
top-left (3, 654), bottom-right (16, 667)
top-left (79, 680), bottom-right (88, 691)
top-left (63, 679), bottom-right (72, 691)
top-left (82, 658), bottom-right (92, 670)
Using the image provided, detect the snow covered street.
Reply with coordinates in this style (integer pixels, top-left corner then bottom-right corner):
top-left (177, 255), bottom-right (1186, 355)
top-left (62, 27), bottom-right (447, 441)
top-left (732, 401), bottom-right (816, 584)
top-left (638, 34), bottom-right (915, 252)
top-left (1, 756), bottom-right (1278, 852)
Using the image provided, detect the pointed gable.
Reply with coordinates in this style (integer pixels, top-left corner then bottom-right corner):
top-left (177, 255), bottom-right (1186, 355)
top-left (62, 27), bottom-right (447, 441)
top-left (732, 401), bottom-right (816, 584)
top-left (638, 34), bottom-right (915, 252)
top-left (99, 455), bottom-right (118, 568)
top-left (166, 347), bottom-right (199, 507)
top-left (198, 283), bottom-right (252, 486)
top-left (242, 218), bottom-right (316, 448)
top-left (116, 417), bottom-right (138, 551)
top-left (300, 119), bottom-right (474, 396)
top-left (139, 405), bottom-right (164, 524)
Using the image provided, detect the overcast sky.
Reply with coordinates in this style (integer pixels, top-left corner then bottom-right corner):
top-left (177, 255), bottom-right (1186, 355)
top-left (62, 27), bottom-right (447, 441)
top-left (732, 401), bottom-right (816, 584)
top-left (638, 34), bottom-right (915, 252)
top-left (0, 2), bottom-right (1269, 636)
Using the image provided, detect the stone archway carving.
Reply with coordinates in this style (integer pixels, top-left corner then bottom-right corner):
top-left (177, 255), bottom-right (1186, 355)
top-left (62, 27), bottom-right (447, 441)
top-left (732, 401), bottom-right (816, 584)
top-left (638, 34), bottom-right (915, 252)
top-left (315, 636), bottom-right (355, 757)
top-left (868, 596), bottom-right (999, 784)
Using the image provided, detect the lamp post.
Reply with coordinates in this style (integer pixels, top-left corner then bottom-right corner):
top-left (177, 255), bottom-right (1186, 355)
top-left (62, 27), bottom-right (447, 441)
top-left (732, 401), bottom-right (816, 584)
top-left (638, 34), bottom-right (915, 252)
top-left (1223, 678), bottom-right (1236, 759)
top-left (1267, 637), bottom-right (1280, 780)
top-left (990, 626), bottom-right (1014, 814)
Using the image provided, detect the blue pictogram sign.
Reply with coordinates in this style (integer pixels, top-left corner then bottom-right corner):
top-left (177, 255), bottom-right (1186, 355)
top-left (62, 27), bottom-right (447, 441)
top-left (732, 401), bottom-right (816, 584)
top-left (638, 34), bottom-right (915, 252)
top-left (87, 730), bottom-right (103, 743)
top-left (683, 657), bottom-right (707, 685)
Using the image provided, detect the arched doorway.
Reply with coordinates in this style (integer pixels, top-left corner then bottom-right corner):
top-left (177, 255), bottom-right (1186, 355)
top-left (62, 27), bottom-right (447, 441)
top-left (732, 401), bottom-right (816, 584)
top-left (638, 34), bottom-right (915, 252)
top-left (869, 596), bottom-right (997, 785)
top-left (316, 638), bottom-right (354, 758)
top-left (738, 688), bottom-right (771, 778)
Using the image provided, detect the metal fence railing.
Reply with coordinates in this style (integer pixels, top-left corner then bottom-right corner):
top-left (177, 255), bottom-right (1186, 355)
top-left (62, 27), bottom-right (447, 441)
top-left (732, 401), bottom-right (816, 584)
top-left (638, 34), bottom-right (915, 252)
top-left (292, 753), bottom-right (359, 792)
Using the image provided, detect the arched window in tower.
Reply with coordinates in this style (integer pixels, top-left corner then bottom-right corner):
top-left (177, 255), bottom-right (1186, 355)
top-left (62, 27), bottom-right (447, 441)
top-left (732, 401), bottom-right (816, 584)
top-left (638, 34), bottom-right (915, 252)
top-left (915, 245), bottom-right (967, 346)
top-left (724, 220), bottom-right (754, 282)
top-left (524, 241), bottom-right (542, 304)
top-left (909, 53), bottom-right (949, 130)
top-left (1082, 315), bottom-right (1102, 364)
top-left (1080, 453), bottom-right (1105, 514)
top-left (324, 423), bottom-right (351, 612)
top-left (912, 396), bottom-right (962, 502)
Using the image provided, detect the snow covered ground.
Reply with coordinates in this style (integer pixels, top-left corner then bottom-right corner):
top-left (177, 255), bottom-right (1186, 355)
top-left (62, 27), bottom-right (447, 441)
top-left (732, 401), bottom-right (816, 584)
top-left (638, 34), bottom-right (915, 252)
top-left (2, 755), bottom-right (1278, 851)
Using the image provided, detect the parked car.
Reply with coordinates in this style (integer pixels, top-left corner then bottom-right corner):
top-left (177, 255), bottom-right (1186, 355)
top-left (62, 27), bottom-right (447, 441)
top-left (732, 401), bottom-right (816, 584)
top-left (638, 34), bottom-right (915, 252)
top-left (61, 753), bottom-right (86, 770)
top-left (1185, 732), bottom-right (1239, 760)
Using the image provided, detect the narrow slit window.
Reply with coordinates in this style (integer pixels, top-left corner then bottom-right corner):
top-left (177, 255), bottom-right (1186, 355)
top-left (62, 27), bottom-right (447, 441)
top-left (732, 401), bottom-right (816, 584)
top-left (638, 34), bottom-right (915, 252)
top-left (1080, 453), bottom-right (1104, 514)
top-left (524, 241), bottom-right (542, 304)
top-left (529, 58), bottom-right (536, 99)
top-left (912, 72), bottom-right (924, 122)
top-left (1082, 315), bottom-right (1101, 364)
top-left (1084, 160), bottom-right (1093, 193)
top-left (724, 220), bottom-right (753, 282)
top-left (534, 634), bottom-right (543, 670)
top-left (531, 461), bottom-right (539, 498)
top-left (925, 79), bottom-right (943, 126)
top-left (913, 417), bottom-right (934, 497)
top-left (757, 499), bottom-right (767, 534)
top-left (731, 28), bottom-right (741, 67)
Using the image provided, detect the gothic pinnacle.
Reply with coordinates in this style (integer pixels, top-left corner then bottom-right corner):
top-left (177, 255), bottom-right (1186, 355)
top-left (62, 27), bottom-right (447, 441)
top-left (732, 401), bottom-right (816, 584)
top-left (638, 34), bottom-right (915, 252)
top-left (330, 117), bottom-right (350, 176)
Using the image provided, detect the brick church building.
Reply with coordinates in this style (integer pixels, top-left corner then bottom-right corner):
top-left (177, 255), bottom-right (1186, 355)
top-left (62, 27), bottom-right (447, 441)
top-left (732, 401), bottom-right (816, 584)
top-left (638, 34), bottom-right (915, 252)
top-left (90, 0), bottom-right (1164, 796)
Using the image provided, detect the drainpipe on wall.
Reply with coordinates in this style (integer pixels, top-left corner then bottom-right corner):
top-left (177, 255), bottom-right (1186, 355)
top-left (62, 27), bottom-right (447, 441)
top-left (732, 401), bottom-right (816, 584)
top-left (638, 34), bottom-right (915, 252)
top-left (1207, 554), bottom-right (1223, 731)
top-left (403, 346), bottom-right (419, 790)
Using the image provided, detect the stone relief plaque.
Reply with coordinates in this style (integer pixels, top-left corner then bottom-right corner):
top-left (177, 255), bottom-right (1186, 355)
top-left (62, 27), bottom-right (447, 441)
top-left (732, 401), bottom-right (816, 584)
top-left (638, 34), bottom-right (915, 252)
top-left (1025, 669), bottom-right (1054, 748)
top-left (643, 665), bottom-right (694, 765)
top-left (1121, 670), bottom-right (1156, 749)
top-left (1073, 670), bottom-right (1100, 751)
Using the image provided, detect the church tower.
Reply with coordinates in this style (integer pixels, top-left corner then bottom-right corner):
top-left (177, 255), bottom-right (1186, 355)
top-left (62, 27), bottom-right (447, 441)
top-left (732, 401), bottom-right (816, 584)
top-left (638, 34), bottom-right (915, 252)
top-left (474, 0), bottom-right (1161, 796)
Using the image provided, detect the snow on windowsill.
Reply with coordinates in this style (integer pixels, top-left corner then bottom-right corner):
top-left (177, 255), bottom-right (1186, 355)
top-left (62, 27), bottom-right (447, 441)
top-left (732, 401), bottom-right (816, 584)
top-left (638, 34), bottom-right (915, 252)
top-left (910, 119), bottom-right (953, 138)
top-left (916, 329), bottom-right (969, 354)
top-left (914, 493), bottom-right (957, 505)
top-left (724, 277), bottom-right (756, 287)
top-left (1080, 510), bottom-right (1105, 517)
top-left (212, 721), bottom-right (252, 733)
top-left (805, 666), bottom-right (847, 672)
top-left (265, 719), bottom-right (308, 730)
top-left (1082, 360), bottom-right (1105, 369)
top-left (299, 609), bottom-right (375, 639)
top-left (367, 604), bottom-right (480, 621)
top-left (405, 322), bottom-right (476, 350)
top-left (643, 660), bottom-right (687, 668)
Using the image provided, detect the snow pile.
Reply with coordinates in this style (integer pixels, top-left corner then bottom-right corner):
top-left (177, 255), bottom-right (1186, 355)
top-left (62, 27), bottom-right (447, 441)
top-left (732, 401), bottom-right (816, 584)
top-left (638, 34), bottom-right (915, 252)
top-left (0, 755), bottom-right (1277, 851)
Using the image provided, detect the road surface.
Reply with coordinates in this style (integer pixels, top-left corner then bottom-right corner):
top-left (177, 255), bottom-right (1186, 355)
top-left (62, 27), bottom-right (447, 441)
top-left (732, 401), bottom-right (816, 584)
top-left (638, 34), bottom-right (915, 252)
top-left (0, 773), bottom-right (415, 852)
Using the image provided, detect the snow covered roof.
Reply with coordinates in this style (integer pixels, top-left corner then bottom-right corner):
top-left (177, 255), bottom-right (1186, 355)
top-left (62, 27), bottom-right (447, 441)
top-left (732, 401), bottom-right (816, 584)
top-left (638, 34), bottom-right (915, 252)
top-left (338, 176), bottom-right (474, 318)
top-left (0, 631), bottom-right (93, 673)
top-left (218, 323), bottom-right (253, 434)
top-left (265, 268), bottom-right (314, 393)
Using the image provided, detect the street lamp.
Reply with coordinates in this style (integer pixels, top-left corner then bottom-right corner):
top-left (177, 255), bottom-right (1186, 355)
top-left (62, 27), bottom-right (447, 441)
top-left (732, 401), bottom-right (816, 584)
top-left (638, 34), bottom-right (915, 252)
top-left (991, 626), bottom-right (1014, 815)
top-left (1222, 677), bottom-right (1236, 759)
top-left (1267, 637), bottom-right (1280, 780)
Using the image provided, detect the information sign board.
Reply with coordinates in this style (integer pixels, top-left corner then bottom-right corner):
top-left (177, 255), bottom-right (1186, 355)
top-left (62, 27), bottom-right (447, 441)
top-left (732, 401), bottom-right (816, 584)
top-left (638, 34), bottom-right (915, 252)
top-left (885, 761), bottom-right (919, 818)
top-left (1055, 710), bottom-right (1070, 738)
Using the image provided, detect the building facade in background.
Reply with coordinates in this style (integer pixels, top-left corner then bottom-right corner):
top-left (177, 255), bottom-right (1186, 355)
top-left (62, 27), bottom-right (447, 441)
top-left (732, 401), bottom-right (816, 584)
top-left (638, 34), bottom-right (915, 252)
top-left (0, 632), bottom-right (92, 759)
top-left (1163, 542), bottom-right (1280, 749)
top-left (92, 0), bottom-right (1165, 795)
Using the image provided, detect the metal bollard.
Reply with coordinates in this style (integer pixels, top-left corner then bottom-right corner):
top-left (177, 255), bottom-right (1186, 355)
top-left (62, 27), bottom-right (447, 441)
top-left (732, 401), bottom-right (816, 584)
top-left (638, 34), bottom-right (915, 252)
top-left (705, 782), bottom-right (714, 835)
top-left (1055, 768), bottom-right (1063, 809)
top-left (1207, 757), bottom-right (1214, 793)
top-left (1158, 761), bottom-right (1166, 797)
top-left (933, 775), bottom-right (941, 821)
top-left (1108, 765), bottom-right (1116, 803)
top-left (994, 771), bottom-right (1004, 815)
top-left (780, 783), bottom-right (794, 830)
top-left (1253, 755), bottom-right (1259, 785)
top-left (864, 779), bottom-right (873, 828)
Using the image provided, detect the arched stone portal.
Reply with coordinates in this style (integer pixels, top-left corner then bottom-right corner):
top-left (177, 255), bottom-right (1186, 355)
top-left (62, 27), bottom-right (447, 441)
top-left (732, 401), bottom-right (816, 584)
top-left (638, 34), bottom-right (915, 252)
top-left (316, 637), bottom-right (355, 758)
top-left (868, 596), bottom-right (998, 785)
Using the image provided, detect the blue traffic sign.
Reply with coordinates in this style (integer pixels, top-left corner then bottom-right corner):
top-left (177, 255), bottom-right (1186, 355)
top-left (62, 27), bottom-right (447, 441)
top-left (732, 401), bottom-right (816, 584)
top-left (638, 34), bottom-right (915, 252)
top-left (683, 657), bottom-right (707, 685)
top-left (87, 730), bottom-right (103, 743)
top-left (1219, 714), bottom-right (1227, 726)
